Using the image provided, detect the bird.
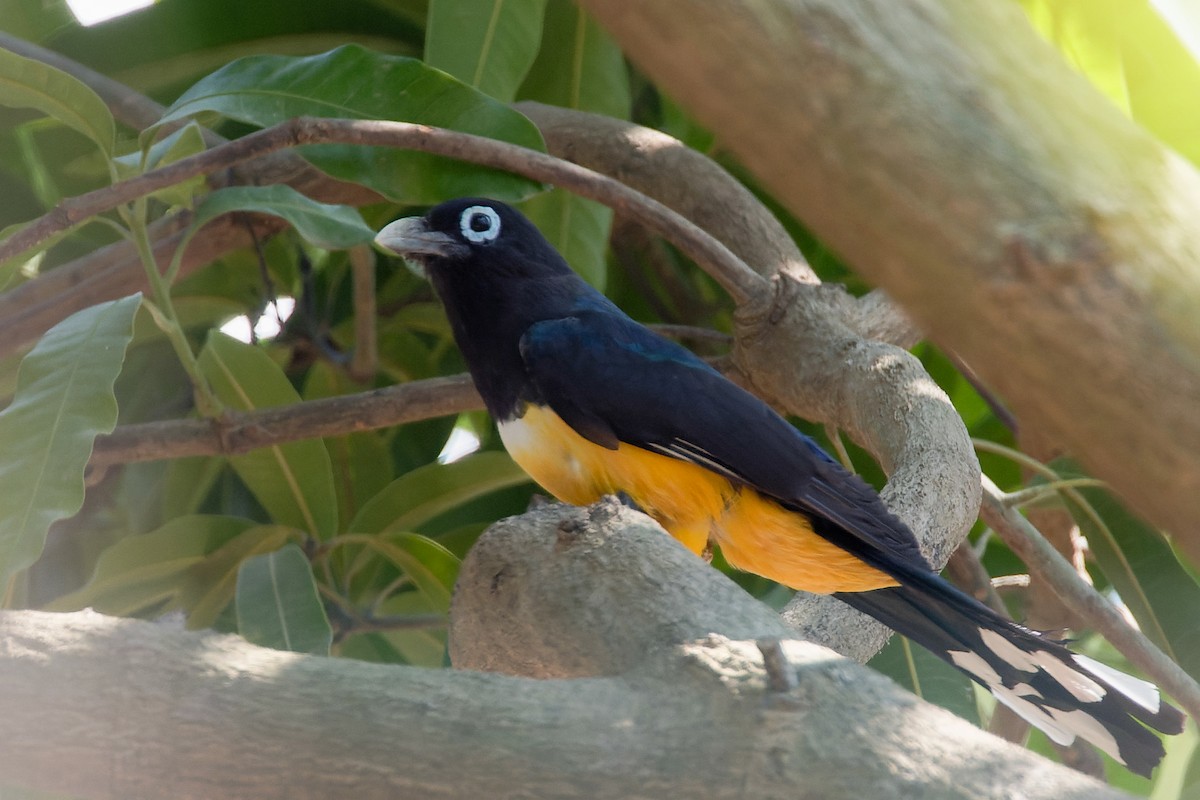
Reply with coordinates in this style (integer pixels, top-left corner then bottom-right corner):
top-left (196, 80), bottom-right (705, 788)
top-left (375, 196), bottom-right (1184, 776)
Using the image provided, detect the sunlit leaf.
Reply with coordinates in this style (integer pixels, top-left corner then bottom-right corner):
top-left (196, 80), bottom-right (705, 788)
top-left (425, 0), bottom-right (547, 102)
top-left (0, 295), bottom-right (139, 589)
top-left (236, 543), bottom-right (331, 655)
top-left (349, 450), bottom-right (530, 535)
top-left (198, 332), bottom-right (338, 539)
top-left (155, 44), bottom-right (545, 202)
top-left (0, 45), bottom-right (115, 155)
top-left (1149, 716), bottom-right (1200, 800)
top-left (1019, 0), bottom-right (1200, 164)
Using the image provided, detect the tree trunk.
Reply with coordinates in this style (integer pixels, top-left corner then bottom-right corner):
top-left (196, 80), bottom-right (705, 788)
top-left (577, 0), bottom-right (1200, 556)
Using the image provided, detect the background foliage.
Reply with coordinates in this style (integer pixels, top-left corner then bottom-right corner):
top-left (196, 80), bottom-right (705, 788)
top-left (1, 0), bottom-right (1199, 794)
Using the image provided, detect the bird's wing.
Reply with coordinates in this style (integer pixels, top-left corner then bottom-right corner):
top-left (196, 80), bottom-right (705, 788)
top-left (518, 312), bottom-right (930, 572)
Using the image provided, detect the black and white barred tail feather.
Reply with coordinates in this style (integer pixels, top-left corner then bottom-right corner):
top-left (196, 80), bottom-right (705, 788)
top-left (837, 572), bottom-right (1185, 777)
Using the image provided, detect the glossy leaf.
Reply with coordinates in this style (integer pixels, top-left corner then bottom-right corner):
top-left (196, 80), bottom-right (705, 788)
top-left (349, 450), bottom-right (530, 535)
top-left (47, 515), bottom-right (255, 615)
top-left (189, 185), bottom-right (376, 251)
top-left (156, 44), bottom-right (545, 203)
top-left (236, 543), bottom-right (332, 655)
top-left (0, 45), bottom-right (115, 156)
top-left (0, 294), bottom-right (139, 589)
top-left (517, 0), bottom-right (630, 289)
top-left (425, 0), bottom-right (548, 102)
top-left (198, 332), bottom-right (338, 539)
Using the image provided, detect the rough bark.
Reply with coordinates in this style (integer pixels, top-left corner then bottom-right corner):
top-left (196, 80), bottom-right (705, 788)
top-left (0, 502), bottom-right (1130, 800)
top-left (577, 0), bottom-right (1200, 556)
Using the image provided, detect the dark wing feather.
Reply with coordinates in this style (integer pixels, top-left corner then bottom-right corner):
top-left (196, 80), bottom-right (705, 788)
top-left (518, 311), bottom-right (930, 573)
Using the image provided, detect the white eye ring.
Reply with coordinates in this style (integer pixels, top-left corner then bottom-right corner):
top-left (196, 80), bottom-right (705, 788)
top-left (459, 205), bottom-right (502, 244)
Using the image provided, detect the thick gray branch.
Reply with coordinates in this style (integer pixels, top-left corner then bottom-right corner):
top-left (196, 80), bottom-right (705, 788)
top-left (0, 503), bottom-right (1127, 799)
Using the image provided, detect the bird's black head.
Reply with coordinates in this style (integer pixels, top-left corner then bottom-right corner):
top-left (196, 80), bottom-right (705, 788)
top-left (374, 197), bottom-right (593, 419)
top-left (374, 197), bottom-right (573, 284)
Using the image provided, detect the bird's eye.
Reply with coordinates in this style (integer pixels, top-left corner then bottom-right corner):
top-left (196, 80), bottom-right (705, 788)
top-left (459, 205), bottom-right (501, 244)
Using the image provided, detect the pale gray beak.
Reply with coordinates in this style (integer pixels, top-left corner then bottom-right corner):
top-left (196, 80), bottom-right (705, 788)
top-left (374, 217), bottom-right (469, 276)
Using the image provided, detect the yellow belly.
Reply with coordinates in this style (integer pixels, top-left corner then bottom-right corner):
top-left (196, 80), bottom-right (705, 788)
top-left (499, 405), bottom-right (898, 594)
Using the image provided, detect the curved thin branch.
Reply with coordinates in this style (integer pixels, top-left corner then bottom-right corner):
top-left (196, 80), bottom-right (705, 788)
top-left (515, 100), bottom-right (816, 284)
top-left (979, 475), bottom-right (1200, 724)
top-left (1, 117), bottom-right (766, 307)
top-left (516, 102), bottom-right (922, 348)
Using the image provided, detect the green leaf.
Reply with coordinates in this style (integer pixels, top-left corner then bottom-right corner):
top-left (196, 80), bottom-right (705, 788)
top-left (868, 635), bottom-right (981, 724)
top-left (1018, 0), bottom-right (1200, 165)
top-left (1065, 481), bottom-right (1200, 680)
top-left (0, 294), bottom-right (140, 589)
top-left (518, 0), bottom-right (629, 117)
top-left (374, 589), bottom-right (448, 666)
top-left (156, 44), bottom-right (545, 203)
top-left (425, 0), bottom-right (548, 102)
top-left (190, 185), bottom-right (376, 251)
top-left (114, 122), bottom-right (208, 206)
top-left (1149, 717), bottom-right (1200, 800)
top-left (47, 515), bottom-right (255, 615)
top-left (0, 0), bottom-right (77, 42)
top-left (368, 532), bottom-right (459, 612)
top-left (303, 362), bottom-right (395, 525)
top-left (349, 450), bottom-right (530, 535)
top-left (181, 523), bottom-right (297, 629)
top-left (517, 0), bottom-right (630, 290)
top-left (0, 45), bottom-right (116, 156)
top-left (198, 332), bottom-right (338, 539)
top-left (161, 456), bottom-right (226, 516)
top-left (0, 222), bottom-right (38, 290)
top-left (520, 188), bottom-right (612, 289)
top-left (236, 543), bottom-right (332, 655)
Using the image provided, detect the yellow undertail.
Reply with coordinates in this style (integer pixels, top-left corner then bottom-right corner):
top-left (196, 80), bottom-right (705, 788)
top-left (499, 405), bottom-right (898, 594)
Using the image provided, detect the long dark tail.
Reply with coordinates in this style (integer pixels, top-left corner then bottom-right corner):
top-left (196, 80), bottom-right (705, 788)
top-left (836, 572), bottom-right (1185, 777)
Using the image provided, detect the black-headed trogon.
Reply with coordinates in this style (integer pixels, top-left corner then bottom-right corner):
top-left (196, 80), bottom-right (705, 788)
top-left (375, 197), bottom-right (1183, 776)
